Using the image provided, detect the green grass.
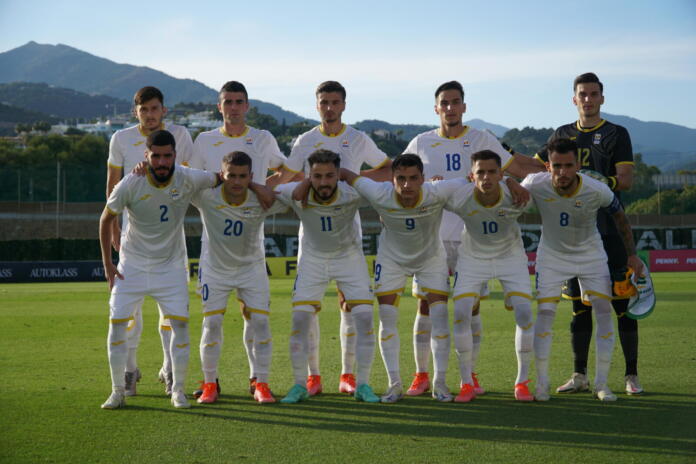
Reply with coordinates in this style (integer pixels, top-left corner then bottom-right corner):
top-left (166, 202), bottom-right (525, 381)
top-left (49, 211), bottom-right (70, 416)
top-left (1, 273), bottom-right (695, 463)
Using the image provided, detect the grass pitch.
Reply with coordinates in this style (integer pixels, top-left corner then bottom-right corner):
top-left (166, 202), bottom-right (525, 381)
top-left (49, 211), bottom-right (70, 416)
top-left (1, 273), bottom-right (695, 463)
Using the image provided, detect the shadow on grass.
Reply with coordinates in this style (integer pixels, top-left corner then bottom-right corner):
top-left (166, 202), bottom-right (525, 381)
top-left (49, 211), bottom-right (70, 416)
top-left (122, 391), bottom-right (696, 458)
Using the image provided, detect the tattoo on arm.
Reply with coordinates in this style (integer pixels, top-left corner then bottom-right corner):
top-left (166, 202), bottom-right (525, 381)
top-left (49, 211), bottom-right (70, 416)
top-left (613, 211), bottom-right (636, 256)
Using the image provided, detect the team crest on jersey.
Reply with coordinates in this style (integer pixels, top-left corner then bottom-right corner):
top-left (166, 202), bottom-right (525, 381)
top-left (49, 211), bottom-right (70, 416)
top-left (246, 137), bottom-right (253, 145)
top-left (462, 140), bottom-right (470, 147)
top-left (497, 209), bottom-right (506, 217)
top-left (169, 188), bottom-right (181, 200)
top-left (419, 206), bottom-right (428, 213)
top-left (213, 141), bottom-right (224, 147)
top-left (341, 139), bottom-right (349, 148)
top-left (593, 133), bottom-right (602, 145)
top-left (574, 200), bottom-right (583, 208)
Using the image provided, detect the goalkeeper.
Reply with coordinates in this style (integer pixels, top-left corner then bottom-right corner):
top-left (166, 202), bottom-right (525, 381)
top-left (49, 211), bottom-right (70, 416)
top-left (532, 72), bottom-right (644, 396)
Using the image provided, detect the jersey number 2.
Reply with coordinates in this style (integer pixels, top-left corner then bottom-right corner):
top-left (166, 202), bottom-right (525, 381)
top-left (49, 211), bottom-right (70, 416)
top-left (159, 205), bottom-right (168, 222)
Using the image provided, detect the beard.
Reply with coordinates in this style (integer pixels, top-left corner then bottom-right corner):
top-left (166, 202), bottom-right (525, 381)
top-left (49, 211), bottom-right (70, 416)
top-left (150, 164), bottom-right (175, 183)
top-left (312, 184), bottom-right (337, 202)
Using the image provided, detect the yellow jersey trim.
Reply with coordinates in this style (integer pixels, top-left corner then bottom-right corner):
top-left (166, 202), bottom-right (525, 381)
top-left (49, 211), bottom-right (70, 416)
top-left (280, 164), bottom-right (301, 174)
top-left (615, 161), bottom-right (635, 166)
top-left (203, 308), bottom-right (227, 317)
top-left (312, 186), bottom-right (340, 205)
top-left (575, 119), bottom-right (606, 133)
top-left (138, 123), bottom-right (165, 137)
top-left (107, 162), bottom-right (123, 170)
top-left (505, 291), bottom-right (533, 300)
top-left (537, 296), bottom-right (560, 303)
top-left (345, 299), bottom-right (374, 306)
top-left (222, 186), bottom-right (248, 207)
top-left (583, 290), bottom-right (612, 301)
top-left (220, 126), bottom-right (250, 138)
top-left (372, 157), bottom-right (391, 169)
top-left (422, 287), bottom-right (449, 297)
top-left (533, 154), bottom-right (546, 166)
top-left (453, 292), bottom-right (479, 301)
top-left (164, 315), bottom-right (189, 322)
top-left (318, 124), bottom-right (346, 137)
top-left (105, 207), bottom-right (118, 216)
top-left (437, 125), bottom-right (470, 140)
top-left (146, 168), bottom-right (173, 189)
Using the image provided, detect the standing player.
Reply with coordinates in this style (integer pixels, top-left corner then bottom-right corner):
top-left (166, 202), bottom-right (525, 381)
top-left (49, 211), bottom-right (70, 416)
top-left (106, 86), bottom-right (193, 397)
top-left (189, 81), bottom-right (286, 397)
top-left (533, 73), bottom-right (641, 395)
top-left (404, 81), bottom-right (542, 396)
top-left (274, 149), bottom-right (379, 404)
top-left (270, 81), bottom-right (392, 396)
top-left (522, 138), bottom-right (643, 401)
top-left (341, 154), bottom-right (453, 403)
top-left (192, 151), bottom-right (287, 404)
top-left (100, 130), bottom-right (220, 409)
top-left (436, 150), bottom-right (535, 402)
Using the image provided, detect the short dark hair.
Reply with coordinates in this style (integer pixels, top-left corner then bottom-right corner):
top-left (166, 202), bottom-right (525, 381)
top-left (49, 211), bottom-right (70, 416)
top-left (573, 72), bottom-right (603, 94)
top-left (146, 129), bottom-right (176, 150)
top-left (435, 81), bottom-right (464, 100)
top-left (392, 153), bottom-right (423, 173)
top-left (134, 86), bottom-right (164, 106)
top-left (222, 151), bottom-right (252, 171)
top-left (547, 138), bottom-right (577, 158)
top-left (219, 81), bottom-right (248, 101)
top-left (471, 150), bottom-right (501, 167)
top-left (315, 81), bottom-right (346, 100)
top-left (307, 149), bottom-right (340, 169)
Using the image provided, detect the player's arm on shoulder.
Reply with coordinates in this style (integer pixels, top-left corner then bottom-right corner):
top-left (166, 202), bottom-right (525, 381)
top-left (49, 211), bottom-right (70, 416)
top-left (291, 178), bottom-right (312, 206)
top-left (503, 177), bottom-right (530, 206)
top-left (106, 166), bottom-right (124, 251)
top-left (360, 157), bottom-right (393, 182)
top-left (339, 167), bottom-right (361, 186)
top-left (247, 182), bottom-right (276, 210)
top-left (267, 165), bottom-right (304, 186)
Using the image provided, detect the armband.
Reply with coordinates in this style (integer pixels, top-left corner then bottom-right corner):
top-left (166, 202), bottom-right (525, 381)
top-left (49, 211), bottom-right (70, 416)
top-left (501, 142), bottom-right (515, 155)
top-left (606, 195), bottom-right (622, 215)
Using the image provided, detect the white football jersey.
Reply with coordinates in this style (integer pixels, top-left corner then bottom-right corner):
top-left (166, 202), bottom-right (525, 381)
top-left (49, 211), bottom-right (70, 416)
top-left (285, 124), bottom-right (389, 174)
top-left (405, 127), bottom-right (512, 242)
top-left (189, 126), bottom-right (285, 183)
top-left (352, 177), bottom-right (447, 267)
top-left (106, 166), bottom-right (216, 271)
top-left (192, 186), bottom-right (287, 273)
top-left (274, 182), bottom-right (363, 258)
top-left (522, 172), bottom-right (615, 258)
top-left (108, 123), bottom-right (193, 174)
top-left (437, 179), bottom-right (526, 259)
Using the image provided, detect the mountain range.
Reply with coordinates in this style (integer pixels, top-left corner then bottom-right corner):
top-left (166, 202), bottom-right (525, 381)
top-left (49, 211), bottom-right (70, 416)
top-left (1, 41), bottom-right (694, 171)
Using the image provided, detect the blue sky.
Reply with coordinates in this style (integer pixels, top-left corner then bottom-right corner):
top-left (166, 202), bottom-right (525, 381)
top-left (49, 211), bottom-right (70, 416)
top-left (1, 0), bottom-right (695, 129)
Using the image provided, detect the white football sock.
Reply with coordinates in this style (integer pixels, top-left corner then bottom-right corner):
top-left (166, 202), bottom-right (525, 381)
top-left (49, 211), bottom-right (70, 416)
top-left (534, 303), bottom-right (557, 386)
top-left (471, 312), bottom-right (483, 372)
top-left (429, 301), bottom-right (450, 389)
top-left (592, 298), bottom-right (615, 386)
top-left (413, 311), bottom-right (431, 374)
top-left (340, 310), bottom-right (356, 375)
top-left (378, 304), bottom-right (401, 387)
top-left (159, 314), bottom-right (172, 374)
top-left (249, 312), bottom-right (272, 384)
top-left (107, 321), bottom-right (128, 392)
top-left (126, 303), bottom-right (143, 372)
top-left (307, 312), bottom-right (320, 376)
top-left (453, 297), bottom-right (475, 385)
top-left (510, 296), bottom-right (534, 384)
top-left (200, 313), bottom-right (223, 383)
top-left (352, 306), bottom-right (375, 386)
top-left (169, 318), bottom-right (190, 393)
top-left (290, 308), bottom-right (313, 385)
top-left (242, 316), bottom-right (256, 379)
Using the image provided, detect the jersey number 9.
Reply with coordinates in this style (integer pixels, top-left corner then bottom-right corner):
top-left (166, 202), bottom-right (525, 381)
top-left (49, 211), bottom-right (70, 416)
top-left (405, 218), bottom-right (415, 230)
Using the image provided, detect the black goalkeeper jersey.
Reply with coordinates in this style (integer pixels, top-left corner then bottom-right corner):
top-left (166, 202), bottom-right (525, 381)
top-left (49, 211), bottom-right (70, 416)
top-left (534, 119), bottom-right (634, 236)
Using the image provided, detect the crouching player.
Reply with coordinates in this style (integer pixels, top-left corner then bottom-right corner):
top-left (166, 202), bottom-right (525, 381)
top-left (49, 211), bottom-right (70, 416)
top-left (192, 151), bottom-right (287, 404)
top-left (99, 130), bottom-right (220, 409)
top-left (522, 138), bottom-right (643, 401)
top-left (275, 149), bottom-right (379, 404)
top-left (436, 150), bottom-right (535, 402)
top-left (341, 154), bottom-right (453, 403)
